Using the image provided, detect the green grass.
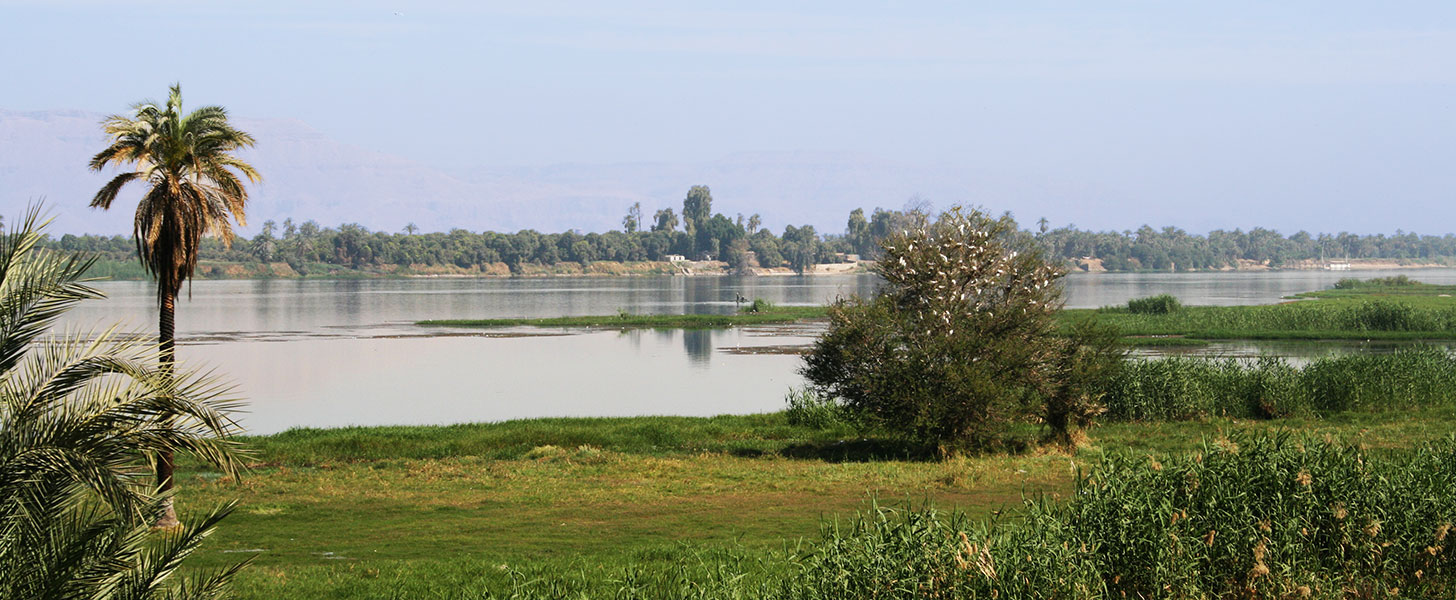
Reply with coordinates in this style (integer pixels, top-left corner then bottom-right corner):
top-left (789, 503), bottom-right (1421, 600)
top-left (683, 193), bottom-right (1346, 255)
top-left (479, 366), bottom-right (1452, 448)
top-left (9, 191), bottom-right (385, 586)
top-left (173, 406), bottom-right (1456, 599)
top-left (236, 413), bottom-right (868, 465)
top-left (418, 305), bottom-right (830, 329)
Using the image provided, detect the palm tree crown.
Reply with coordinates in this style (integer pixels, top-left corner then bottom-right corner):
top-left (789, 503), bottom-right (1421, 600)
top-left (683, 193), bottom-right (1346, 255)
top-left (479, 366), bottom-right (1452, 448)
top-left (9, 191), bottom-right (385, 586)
top-left (89, 84), bottom-right (260, 300)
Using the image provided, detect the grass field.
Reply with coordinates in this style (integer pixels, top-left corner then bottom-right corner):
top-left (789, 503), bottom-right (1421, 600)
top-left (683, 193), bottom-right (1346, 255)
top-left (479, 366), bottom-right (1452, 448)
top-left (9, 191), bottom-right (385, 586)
top-left (176, 407), bottom-right (1456, 598)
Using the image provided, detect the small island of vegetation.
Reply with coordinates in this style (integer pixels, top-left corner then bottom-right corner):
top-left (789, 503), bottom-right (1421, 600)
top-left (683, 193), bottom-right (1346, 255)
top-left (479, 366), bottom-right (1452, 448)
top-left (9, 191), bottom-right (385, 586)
top-left (419, 301), bottom-right (826, 329)
top-left (422, 275), bottom-right (1456, 353)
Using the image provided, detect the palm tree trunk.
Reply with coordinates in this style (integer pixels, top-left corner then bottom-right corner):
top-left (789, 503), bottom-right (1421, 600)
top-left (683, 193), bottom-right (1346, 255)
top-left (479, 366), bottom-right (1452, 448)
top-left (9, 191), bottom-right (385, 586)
top-left (154, 290), bottom-right (180, 528)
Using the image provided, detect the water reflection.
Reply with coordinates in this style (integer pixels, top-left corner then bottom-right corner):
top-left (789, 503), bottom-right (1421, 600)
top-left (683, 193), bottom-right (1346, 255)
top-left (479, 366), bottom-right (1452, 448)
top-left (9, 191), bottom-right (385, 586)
top-left (682, 329), bottom-right (713, 366)
top-left (51, 268), bottom-right (1456, 433)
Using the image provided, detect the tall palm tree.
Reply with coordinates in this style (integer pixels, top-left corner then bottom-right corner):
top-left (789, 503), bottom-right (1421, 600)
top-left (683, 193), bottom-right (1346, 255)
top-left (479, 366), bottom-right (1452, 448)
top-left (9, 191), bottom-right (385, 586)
top-left (89, 84), bottom-right (259, 527)
top-left (0, 206), bottom-right (248, 599)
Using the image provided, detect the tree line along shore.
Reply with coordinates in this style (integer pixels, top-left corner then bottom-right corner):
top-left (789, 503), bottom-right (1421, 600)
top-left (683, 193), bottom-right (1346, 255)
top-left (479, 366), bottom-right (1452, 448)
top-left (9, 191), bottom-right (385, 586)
top-left (41, 186), bottom-right (1456, 280)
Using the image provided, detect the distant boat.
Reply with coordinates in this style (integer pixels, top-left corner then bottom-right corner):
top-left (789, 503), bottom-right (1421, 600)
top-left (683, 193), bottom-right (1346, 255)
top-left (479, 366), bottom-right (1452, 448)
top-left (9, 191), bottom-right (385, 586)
top-left (1321, 247), bottom-right (1351, 271)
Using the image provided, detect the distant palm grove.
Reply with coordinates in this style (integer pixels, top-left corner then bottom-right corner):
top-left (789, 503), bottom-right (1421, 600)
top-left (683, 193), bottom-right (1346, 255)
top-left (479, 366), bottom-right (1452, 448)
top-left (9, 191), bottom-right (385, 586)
top-left (43, 187), bottom-right (1456, 277)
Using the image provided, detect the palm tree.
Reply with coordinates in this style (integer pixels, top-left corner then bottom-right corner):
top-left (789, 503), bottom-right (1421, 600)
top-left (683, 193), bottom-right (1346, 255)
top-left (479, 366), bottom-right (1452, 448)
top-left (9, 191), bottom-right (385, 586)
top-left (0, 207), bottom-right (248, 599)
top-left (89, 84), bottom-right (259, 527)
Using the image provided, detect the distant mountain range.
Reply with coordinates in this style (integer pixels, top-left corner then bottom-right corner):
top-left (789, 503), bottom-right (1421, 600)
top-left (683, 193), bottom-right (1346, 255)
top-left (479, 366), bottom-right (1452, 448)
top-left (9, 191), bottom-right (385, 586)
top-left (10, 109), bottom-right (1444, 238)
top-left (0, 109), bottom-right (1011, 236)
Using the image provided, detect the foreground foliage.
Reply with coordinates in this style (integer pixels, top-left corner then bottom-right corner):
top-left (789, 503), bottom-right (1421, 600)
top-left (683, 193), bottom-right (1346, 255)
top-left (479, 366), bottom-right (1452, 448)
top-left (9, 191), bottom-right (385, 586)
top-left (781, 434), bottom-right (1456, 599)
top-left (0, 209), bottom-right (247, 599)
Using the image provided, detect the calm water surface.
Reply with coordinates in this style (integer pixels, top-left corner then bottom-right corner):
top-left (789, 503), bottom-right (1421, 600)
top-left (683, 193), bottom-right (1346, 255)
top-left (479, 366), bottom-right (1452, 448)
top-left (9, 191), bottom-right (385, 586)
top-left (58, 269), bottom-right (1456, 434)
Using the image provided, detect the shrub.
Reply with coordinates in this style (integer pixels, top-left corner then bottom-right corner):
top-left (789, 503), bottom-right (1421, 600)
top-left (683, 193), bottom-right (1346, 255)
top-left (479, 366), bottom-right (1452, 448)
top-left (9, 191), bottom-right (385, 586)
top-left (783, 386), bottom-right (849, 429)
top-left (740, 298), bottom-right (774, 314)
top-left (1126, 293), bottom-right (1182, 314)
top-left (1041, 318), bottom-right (1126, 445)
top-left (802, 207), bottom-right (1092, 450)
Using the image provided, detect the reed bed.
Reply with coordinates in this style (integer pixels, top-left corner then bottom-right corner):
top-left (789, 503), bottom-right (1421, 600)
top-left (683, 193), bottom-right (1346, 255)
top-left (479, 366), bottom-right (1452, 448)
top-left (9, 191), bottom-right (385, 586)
top-left (1089, 298), bottom-right (1456, 337)
top-left (1104, 348), bottom-right (1456, 421)
top-left (487, 434), bottom-right (1456, 599)
top-left (781, 434), bottom-right (1456, 599)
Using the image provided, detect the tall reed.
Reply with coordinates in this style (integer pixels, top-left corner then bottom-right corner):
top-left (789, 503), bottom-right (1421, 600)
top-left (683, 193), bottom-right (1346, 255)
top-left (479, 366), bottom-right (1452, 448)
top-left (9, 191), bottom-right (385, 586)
top-left (1103, 348), bottom-right (1456, 421)
top-left (778, 434), bottom-right (1456, 599)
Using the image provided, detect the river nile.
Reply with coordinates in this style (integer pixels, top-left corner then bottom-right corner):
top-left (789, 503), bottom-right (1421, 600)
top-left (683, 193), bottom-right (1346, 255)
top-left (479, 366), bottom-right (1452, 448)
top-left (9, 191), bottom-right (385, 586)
top-left (56, 269), bottom-right (1456, 434)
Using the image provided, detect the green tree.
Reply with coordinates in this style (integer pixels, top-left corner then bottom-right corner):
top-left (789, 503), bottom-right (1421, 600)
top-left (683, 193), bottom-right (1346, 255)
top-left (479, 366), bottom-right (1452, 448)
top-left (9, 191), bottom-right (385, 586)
top-left (749, 229), bottom-right (784, 268)
top-left (802, 207), bottom-right (1093, 450)
top-left (87, 85), bottom-right (259, 527)
top-left (652, 208), bottom-right (679, 233)
top-left (846, 208), bottom-right (869, 256)
top-left (0, 207), bottom-right (247, 599)
top-left (695, 213), bottom-right (741, 261)
top-left (724, 237), bottom-right (752, 273)
top-left (682, 185), bottom-right (713, 248)
top-left (250, 220), bottom-right (277, 262)
top-left (623, 202), bottom-right (642, 234)
top-left (782, 224), bottom-right (819, 273)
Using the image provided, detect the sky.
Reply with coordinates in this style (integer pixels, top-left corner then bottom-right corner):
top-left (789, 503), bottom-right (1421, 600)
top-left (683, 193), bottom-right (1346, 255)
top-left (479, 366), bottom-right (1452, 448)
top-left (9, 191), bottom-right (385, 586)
top-left (3, 1), bottom-right (1455, 233)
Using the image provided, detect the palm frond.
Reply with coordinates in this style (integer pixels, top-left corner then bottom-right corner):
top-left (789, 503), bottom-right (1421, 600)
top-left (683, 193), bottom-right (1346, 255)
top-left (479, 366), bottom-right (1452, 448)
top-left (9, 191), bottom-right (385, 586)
top-left (0, 207), bottom-right (102, 374)
top-left (90, 172), bottom-right (142, 210)
top-left (0, 207), bottom-right (249, 599)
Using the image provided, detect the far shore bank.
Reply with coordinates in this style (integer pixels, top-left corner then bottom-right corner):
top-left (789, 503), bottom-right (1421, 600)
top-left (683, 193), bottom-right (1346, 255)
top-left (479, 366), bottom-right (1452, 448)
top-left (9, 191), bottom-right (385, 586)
top-left (82, 256), bottom-right (1456, 281)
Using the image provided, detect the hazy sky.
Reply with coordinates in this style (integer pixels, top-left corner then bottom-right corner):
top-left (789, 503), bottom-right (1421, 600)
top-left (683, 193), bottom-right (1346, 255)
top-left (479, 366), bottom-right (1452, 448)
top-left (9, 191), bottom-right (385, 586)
top-left (4, 1), bottom-right (1455, 232)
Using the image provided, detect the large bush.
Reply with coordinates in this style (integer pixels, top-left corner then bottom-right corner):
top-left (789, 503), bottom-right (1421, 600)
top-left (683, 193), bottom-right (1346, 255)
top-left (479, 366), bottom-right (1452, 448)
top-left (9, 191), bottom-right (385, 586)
top-left (801, 207), bottom-right (1120, 449)
top-left (1126, 293), bottom-right (1182, 314)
